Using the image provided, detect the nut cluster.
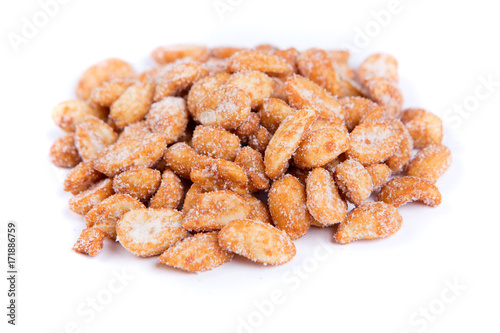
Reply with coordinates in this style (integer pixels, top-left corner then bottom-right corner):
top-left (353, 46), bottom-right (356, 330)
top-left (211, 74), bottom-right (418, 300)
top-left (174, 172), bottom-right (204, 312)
top-left (50, 44), bottom-right (451, 272)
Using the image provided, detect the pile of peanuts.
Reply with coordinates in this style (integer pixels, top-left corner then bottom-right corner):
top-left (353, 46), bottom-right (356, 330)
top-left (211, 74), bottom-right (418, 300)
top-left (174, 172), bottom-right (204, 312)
top-left (50, 44), bottom-right (451, 272)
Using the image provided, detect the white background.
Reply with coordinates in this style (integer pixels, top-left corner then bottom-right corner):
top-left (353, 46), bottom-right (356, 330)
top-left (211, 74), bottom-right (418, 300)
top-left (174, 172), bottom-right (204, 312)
top-left (1, 0), bottom-right (499, 332)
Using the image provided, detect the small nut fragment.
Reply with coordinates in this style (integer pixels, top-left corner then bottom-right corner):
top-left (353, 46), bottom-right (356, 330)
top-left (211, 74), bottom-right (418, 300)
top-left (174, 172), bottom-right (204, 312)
top-left (264, 108), bottom-right (317, 179)
top-left (218, 219), bottom-right (296, 265)
top-left (110, 80), bottom-right (155, 129)
top-left (75, 116), bottom-right (118, 162)
top-left (151, 45), bottom-right (210, 64)
top-left (146, 97), bottom-right (189, 144)
top-left (69, 178), bottom-right (114, 215)
top-left (192, 125), bottom-right (241, 161)
top-left (234, 112), bottom-right (260, 142)
top-left (346, 118), bottom-right (404, 165)
top-left (159, 231), bottom-right (233, 272)
top-left (285, 74), bottom-right (344, 119)
top-left (149, 169), bottom-right (184, 209)
top-left (191, 158), bottom-right (248, 195)
top-left (52, 100), bottom-right (107, 132)
top-left (407, 144), bottom-right (451, 184)
top-left (378, 176), bottom-right (442, 208)
top-left (268, 175), bottom-right (312, 239)
top-left (197, 85), bottom-right (251, 130)
top-left (112, 168), bottom-right (161, 202)
top-left (73, 228), bottom-right (106, 256)
top-left (234, 147), bottom-right (270, 192)
top-left (385, 123), bottom-right (414, 173)
top-left (228, 50), bottom-right (292, 76)
top-left (401, 108), bottom-right (443, 148)
top-left (182, 190), bottom-right (251, 232)
top-left (76, 58), bottom-right (135, 100)
top-left (93, 133), bottom-right (167, 177)
top-left (259, 98), bottom-right (295, 133)
top-left (364, 77), bottom-right (403, 117)
top-left (116, 208), bottom-right (187, 257)
top-left (358, 53), bottom-right (399, 85)
top-left (226, 71), bottom-right (274, 109)
top-left (85, 194), bottom-right (145, 239)
top-left (293, 124), bottom-right (349, 169)
top-left (182, 183), bottom-right (206, 215)
top-left (334, 159), bottom-right (373, 206)
top-left (248, 126), bottom-right (272, 154)
top-left (50, 135), bottom-right (82, 168)
top-left (335, 202), bottom-right (402, 244)
top-left (365, 163), bottom-right (392, 191)
top-left (306, 168), bottom-right (347, 227)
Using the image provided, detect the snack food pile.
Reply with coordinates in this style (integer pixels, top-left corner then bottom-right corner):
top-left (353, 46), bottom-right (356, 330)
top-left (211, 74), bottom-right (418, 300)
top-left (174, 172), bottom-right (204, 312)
top-left (49, 45), bottom-right (451, 272)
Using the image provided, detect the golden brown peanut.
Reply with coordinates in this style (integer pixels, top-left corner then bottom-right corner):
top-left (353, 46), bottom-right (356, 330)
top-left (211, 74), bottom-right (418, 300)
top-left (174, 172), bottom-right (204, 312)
top-left (259, 98), bottom-right (295, 133)
top-left (50, 135), bottom-right (82, 168)
top-left (182, 190), bottom-right (251, 232)
top-left (335, 202), bottom-right (402, 244)
top-left (407, 144), bottom-right (452, 184)
top-left (334, 159), bottom-right (373, 206)
top-left (164, 143), bottom-right (209, 179)
top-left (159, 231), bottom-right (233, 272)
top-left (116, 208), bottom-right (187, 257)
top-left (109, 80), bottom-right (155, 129)
top-left (226, 71), bottom-right (274, 109)
top-left (187, 72), bottom-right (230, 120)
top-left (378, 176), bottom-right (442, 207)
top-left (264, 108), bottom-right (317, 179)
top-left (386, 123), bottom-right (414, 173)
top-left (146, 97), bottom-right (189, 144)
top-left (234, 112), bottom-right (261, 142)
top-left (358, 53), bottom-right (399, 85)
top-left (242, 194), bottom-right (272, 224)
top-left (63, 161), bottom-right (105, 194)
top-left (274, 48), bottom-right (299, 73)
top-left (117, 121), bottom-right (151, 142)
top-left (338, 96), bottom-right (383, 131)
top-left (218, 219), bottom-right (296, 265)
top-left (346, 118), bottom-right (404, 165)
top-left (68, 178), bottom-right (114, 215)
top-left (285, 74), bottom-right (344, 119)
top-left (268, 174), bottom-right (312, 239)
top-left (228, 50), bottom-right (292, 76)
top-left (192, 126), bottom-right (240, 161)
top-left (191, 158), bottom-right (248, 195)
top-left (149, 169), bottom-right (184, 209)
top-left (197, 85), bottom-right (251, 130)
top-left (297, 48), bottom-right (343, 96)
top-left (182, 183), bottom-right (206, 215)
top-left (293, 124), bottom-right (349, 169)
top-left (52, 100), bottom-right (108, 132)
top-left (76, 58), bottom-right (135, 100)
top-left (89, 78), bottom-right (135, 107)
top-left (365, 164), bottom-right (392, 191)
top-left (401, 108), bottom-right (443, 148)
top-left (151, 45), bottom-right (210, 64)
top-left (211, 47), bottom-right (247, 59)
top-left (365, 77), bottom-right (403, 117)
top-left (248, 126), bottom-right (272, 154)
top-left (85, 194), bottom-right (145, 239)
top-left (112, 168), bottom-right (161, 202)
top-left (93, 133), bottom-right (167, 177)
top-left (75, 116), bottom-right (118, 162)
top-left (154, 59), bottom-right (208, 101)
top-left (73, 228), bottom-right (106, 256)
top-left (270, 77), bottom-right (289, 102)
top-left (306, 168), bottom-right (347, 226)
top-left (203, 57), bottom-right (230, 74)
top-left (234, 147), bottom-right (269, 192)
